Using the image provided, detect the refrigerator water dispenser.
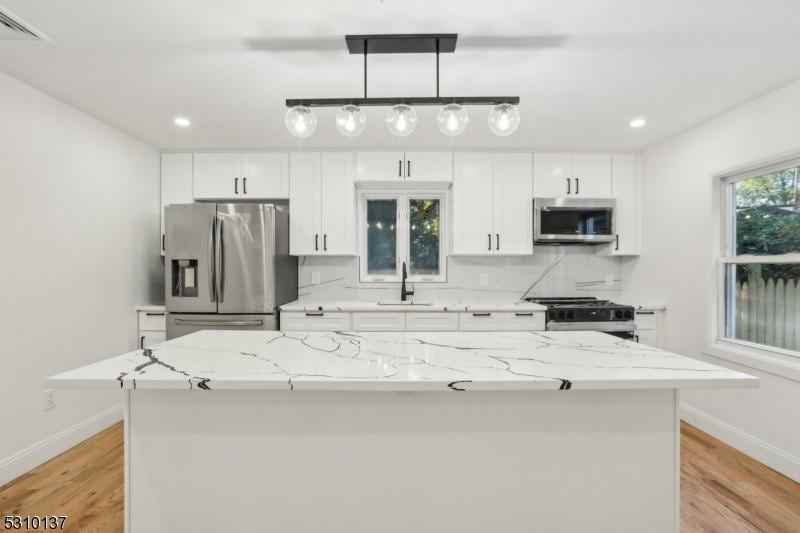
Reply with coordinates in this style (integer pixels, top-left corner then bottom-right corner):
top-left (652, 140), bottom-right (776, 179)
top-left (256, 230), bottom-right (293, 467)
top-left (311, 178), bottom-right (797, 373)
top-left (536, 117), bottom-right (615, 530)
top-left (171, 259), bottom-right (198, 297)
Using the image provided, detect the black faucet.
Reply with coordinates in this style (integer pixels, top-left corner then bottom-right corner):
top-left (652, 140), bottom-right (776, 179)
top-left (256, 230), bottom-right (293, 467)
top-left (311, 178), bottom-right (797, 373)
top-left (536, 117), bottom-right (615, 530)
top-left (401, 261), bottom-right (414, 301)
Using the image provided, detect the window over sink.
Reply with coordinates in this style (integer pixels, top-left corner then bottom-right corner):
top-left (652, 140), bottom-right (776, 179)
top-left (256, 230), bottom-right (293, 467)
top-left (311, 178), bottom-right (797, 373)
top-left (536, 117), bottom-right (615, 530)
top-left (360, 193), bottom-right (446, 282)
top-left (719, 160), bottom-right (800, 356)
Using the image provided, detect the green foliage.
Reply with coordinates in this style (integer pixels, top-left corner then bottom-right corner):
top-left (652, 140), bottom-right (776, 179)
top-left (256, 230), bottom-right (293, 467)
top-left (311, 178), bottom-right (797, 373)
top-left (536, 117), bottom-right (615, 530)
top-left (409, 199), bottom-right (440, 275)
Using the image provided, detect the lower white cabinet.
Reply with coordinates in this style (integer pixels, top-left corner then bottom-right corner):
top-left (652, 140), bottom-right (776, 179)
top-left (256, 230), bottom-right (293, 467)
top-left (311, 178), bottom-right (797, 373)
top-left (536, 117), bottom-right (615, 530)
top-left (459, 311), bottom-right (546, 331)
top-left (281, 311), bottom-right (351, 331)
top-left (405, 313), bottom-right (459, 332)
top-left (634, 310), bottom-right (660, 347)
top-left (137, 309), bottom-right (166, 349)
top-left (351, 312), bottom-right (406, 332)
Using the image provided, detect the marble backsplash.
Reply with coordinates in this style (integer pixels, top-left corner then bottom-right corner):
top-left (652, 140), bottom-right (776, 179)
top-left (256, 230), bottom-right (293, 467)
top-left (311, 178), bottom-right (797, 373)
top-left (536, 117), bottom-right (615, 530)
top-left (296, 246), bottom-right (623, 304)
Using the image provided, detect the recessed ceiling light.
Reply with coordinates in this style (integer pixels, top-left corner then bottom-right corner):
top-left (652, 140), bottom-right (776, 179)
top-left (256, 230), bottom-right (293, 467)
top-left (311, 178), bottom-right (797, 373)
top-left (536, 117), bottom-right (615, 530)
top-left (629, 118), bottom-right (646, 129)
top-left (174, 117), bottom-right (191, 127)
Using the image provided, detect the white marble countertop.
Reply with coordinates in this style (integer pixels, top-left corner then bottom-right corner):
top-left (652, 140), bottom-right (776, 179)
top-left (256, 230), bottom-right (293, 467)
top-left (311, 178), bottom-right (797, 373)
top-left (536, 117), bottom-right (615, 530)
top-left (135, 304), bottom-right (165, 312)
top-left (280, 300), bottom-right (547, 313)
top-left (47, 330), bottom-right (756, 392)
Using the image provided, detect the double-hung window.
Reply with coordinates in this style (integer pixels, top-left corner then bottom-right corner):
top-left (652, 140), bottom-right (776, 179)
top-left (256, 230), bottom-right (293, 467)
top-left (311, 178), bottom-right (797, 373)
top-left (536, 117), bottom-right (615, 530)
top-left (720, 160), bottom-right (800, 355)
top-left (360, 193), bottom-right (446, 282)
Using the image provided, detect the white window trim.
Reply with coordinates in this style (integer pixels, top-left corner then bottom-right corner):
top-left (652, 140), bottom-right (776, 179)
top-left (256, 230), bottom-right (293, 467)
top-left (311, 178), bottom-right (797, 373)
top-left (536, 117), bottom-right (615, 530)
top-left (358, 191), bottom-right (447, 283)
top-left (714, 156), bottom-right (800, 361)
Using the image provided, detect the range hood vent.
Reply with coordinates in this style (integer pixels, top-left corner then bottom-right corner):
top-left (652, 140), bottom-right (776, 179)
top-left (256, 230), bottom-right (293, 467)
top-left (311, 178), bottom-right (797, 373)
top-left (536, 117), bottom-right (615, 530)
top-left (0, 6), bottom-right (44, 41)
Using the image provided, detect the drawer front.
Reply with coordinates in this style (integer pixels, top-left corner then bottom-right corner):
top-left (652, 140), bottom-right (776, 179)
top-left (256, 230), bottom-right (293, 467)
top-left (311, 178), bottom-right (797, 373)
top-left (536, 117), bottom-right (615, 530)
top-left (351, 312), bottom-right (406, 331)
top-left (635, 312), bottom-right (657, 330)
top-left (405, 312), bottom-right (459, 331)
top-left (280, 312), bottom-right (351, 331)
top-left (503, 311), bottom-right (546, 331)
top-left (459, 312), bottom-right (507, 331)
top-left (635, 329), bottom-right (658, 347)
top-left (138, 311), bottom-right (166, 331)
top-left (138, 331), bottom-right (166, 350)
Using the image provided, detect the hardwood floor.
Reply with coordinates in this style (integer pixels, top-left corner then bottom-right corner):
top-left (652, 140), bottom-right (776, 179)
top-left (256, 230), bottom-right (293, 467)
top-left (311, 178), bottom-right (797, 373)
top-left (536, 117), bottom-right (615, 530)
top-left (1, 421), bottom-right (798, 532)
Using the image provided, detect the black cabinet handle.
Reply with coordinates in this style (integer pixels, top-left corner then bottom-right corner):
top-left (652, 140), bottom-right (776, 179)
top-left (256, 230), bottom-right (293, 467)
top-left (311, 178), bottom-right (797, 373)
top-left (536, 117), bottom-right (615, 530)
top-left (488, 234), bottom-right (491, 250)
top-left (566, 178), bottom-right (571, 194)
top-left (496, 233), bottom-right (500, 250)
top-left (243, 177), bottom-right (247, 194)
top-left (315, 234), bottom-right (319, 251)
top-left (407, 160), bottom-right (411, 177)
top-left (515, 312), bottom-right (534, 316)
top-left (636, 311), bottom-right (655, 315)
top-left (305, 312), bottom-right (324, 317)
top-left (323, 234), bottom-right (327, 251)
top-left (161, 234), bottom-right (165, 252)
top-left (145, 312), bottom-right (165, 316)
top-left (615, 234), bottom-right (619, 251)
top-left (234, 177), bottom-right (239, 194)
top-left (575, 177), bottom-right (580, 195)
top-left (140, 336), bottom-right (145, 349)
top-left (472, 312), bottom-right (491, 317)
top-left (398, 160), bottom-right (402, 177)
top-left (635, 335), bottom-right (640, 343)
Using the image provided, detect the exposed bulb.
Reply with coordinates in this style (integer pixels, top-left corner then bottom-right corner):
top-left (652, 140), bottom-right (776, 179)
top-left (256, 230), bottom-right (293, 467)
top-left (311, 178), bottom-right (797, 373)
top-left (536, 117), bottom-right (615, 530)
top-left (488, 103), bottom-right (520, 136)
top-left (335, 105), bottom-right (367, 137)
top-left (284, 105), bottom-right (317, 138)
top-left (385, 104), bottom-right (417, 136)
top-left (437, 104), bottom-right (469, 136)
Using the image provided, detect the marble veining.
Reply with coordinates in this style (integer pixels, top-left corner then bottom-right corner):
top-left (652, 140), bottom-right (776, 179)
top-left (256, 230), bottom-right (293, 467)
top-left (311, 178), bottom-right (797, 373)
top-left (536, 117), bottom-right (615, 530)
top-left (47, 330), bottom-right (756, 392)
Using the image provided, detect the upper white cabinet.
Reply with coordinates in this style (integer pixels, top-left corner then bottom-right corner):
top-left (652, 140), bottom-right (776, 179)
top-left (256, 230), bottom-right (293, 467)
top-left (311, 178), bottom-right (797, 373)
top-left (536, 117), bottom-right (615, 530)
top-left (453, 153), bottom-right (533, 255)
top-left (534, 153), bottom-right (611, 197)
top-left (289, 152), bottom-right (355, 256)
top-left (356, 151), bottom-right (452, 185)
top-left (193, 152), bottom-right (288, 200)
top-left (160, 153), bottom-right (194, 256)
top-left (599, 154), bottom-right (641, 256)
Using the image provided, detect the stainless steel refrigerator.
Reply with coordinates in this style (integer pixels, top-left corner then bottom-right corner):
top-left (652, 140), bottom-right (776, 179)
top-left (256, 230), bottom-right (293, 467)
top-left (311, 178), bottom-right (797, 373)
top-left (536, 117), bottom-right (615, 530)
top-left (164, 203), bottom-right (297, 339)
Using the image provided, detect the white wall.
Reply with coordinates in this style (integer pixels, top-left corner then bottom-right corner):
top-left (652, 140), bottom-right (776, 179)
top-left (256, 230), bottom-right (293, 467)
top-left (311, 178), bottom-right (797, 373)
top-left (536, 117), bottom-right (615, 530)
top-left (0, 70), bottom-right (161, 484)
top-left (622, 78), bottom-right (800, 481)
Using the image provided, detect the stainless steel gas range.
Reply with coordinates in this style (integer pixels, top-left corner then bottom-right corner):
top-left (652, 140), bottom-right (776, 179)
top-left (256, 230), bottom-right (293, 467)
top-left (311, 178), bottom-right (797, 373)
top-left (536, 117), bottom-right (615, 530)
top-left (524, 297), bottom-right (636, 340)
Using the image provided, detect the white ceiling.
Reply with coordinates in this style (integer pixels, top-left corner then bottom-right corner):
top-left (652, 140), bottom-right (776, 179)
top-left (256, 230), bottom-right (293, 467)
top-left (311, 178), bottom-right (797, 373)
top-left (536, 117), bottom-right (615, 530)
top-left (2, 0), bottom-right (800, 151)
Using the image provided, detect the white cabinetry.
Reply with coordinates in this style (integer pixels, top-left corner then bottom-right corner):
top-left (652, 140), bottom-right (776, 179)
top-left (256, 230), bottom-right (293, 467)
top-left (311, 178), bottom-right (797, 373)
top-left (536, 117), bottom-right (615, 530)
top-left (280, 310), bottom-right (545, 332)
top-left (599, 154), bottom-right (641, 256)
top-left (534, 153), bottom-right (611, 197)
top-left (160, 153), bottom-right (194, 256)
top-left (289, 152), bottom-right (355, 256)
top-left (459, 311), bottom-right (545, 332)
top-left (634, 310), bottom-right (660, 348)
top-left (193, 152), bottom-right (288, 200)
top-left (453, 153), bottom-right (533, 255)
top-left (405, 313), bottom-right (459, 331)
top-left (281, 311), bottom-right (351, 331)
top-left (137, 309), bottom-right (166, 349)
top-left (356, 151), bottom-right (452, 185)
top-left (351, 313), bottom-right (406, 331)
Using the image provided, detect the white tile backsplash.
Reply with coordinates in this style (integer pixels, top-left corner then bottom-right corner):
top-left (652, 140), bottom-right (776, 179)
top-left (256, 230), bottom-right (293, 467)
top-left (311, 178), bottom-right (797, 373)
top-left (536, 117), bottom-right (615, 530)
top-left (297, 246), bottom-right (622, 304)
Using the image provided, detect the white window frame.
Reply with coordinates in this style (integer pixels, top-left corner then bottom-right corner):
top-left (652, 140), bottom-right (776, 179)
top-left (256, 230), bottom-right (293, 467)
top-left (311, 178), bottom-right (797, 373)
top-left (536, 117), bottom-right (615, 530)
top-left (717, 157), bottom-right (800, 359)
top-left (358, 191), bottom-right (447, 283)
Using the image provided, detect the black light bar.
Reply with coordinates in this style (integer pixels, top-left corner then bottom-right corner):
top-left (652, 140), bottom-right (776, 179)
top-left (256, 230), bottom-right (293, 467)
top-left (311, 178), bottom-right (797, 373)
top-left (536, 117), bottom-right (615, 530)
top-left (285, 96), bottom-right (520, 108)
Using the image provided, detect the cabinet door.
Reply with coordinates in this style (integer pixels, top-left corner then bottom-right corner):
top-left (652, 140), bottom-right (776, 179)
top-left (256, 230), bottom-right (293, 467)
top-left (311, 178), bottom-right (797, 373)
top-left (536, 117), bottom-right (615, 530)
top-left (492, 153), bottom-right (533, 255)
top-left (609, 154), bottom-right (640, 255)
top-left (635, 329), bottom-right (658, 347)
top-left (289, 153), bottom-right (322, 255)
top-left (320, 152), bottom-right (355, 255)
top-left (356, 152), bottom-right (404, 182)
top-left (571, 153), bottom-right (612, 197)
top-left (351, 312), bottom-right (406, 331)
top-left (139, 331), bottom-right (166, 350)
top-left (280, 312), bottom-right (351, 331)
top-left (452, 153), bottom-right (495, 255)
top-left (241, 153), bottom-right (289, 199)
top-left (160, 153), bottom-right (194, 255)
top-left (404, 152), bottom-right (452, 183)
top-left (533, 152), bottom-right (572, 197)
top-left (193, 153), bottom-right (242, 199)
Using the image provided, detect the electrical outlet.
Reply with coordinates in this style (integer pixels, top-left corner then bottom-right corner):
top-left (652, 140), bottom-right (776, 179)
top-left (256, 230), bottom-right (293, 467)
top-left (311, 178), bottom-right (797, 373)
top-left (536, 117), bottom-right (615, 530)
top-left (480, 273), bottom-right (489, 286)
top-left (605, 273), bottom-right (615, 286)
top-left (311, 272), bottom-right (321, 285)
top-left (44, 388), bottom-right (56, 411)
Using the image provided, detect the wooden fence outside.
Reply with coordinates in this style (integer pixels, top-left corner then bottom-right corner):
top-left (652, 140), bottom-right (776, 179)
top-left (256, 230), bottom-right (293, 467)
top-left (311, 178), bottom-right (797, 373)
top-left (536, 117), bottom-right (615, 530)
top-left (734, 278), bottom-right (800, 351)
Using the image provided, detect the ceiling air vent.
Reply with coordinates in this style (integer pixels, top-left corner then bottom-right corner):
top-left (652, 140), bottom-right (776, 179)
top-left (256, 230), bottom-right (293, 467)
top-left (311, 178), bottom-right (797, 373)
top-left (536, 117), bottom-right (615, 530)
top-left (0, 6), bottom-right (45, 41)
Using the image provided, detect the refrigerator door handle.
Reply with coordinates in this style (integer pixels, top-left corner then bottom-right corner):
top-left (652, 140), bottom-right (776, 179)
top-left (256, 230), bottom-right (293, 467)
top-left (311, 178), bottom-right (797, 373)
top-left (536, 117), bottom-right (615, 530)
top-left (208, 215), bottom-right (216, 302)
top-left (173, 319), bottom-right (264, 327)
top-left (216, 217), bottom-right (225, 303)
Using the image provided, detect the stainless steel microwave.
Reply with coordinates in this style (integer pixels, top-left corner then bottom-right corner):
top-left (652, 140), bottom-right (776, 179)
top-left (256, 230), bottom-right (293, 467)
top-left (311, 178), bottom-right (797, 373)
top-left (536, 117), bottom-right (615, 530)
top-left (533, 198), bottom-right (616, 244)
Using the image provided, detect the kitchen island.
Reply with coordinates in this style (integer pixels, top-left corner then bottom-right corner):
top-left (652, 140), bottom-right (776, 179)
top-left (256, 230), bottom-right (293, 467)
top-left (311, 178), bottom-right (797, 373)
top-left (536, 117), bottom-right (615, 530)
top-left (48, 330), bottom-right (756, 533)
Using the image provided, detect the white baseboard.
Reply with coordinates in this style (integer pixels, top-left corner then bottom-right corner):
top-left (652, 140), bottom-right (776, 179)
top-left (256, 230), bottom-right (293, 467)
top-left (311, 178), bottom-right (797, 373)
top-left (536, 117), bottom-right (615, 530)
top-left (0, 404), bottom-right (123, 486)
top-left (681, 402), bottom-right (800, 483)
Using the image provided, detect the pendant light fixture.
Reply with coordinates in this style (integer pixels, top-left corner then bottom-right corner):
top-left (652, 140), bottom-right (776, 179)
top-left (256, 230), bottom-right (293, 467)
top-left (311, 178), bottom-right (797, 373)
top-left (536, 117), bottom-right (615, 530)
top-left (284, 34), bottom-right (520, 138)
top-left (335, 105), bottom-right (367, 137)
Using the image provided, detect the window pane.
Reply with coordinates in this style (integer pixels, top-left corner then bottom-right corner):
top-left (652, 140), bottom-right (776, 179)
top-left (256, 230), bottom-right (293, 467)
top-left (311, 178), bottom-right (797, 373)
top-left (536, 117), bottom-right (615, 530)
top-left (366, 199), bottom-right (397, 276)
top-left (734, 167), bottom-right (800, 255)
top-left (725, 263), bottom-right (800, 352)
top-left (409, 199), bottom-right (440, 277)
